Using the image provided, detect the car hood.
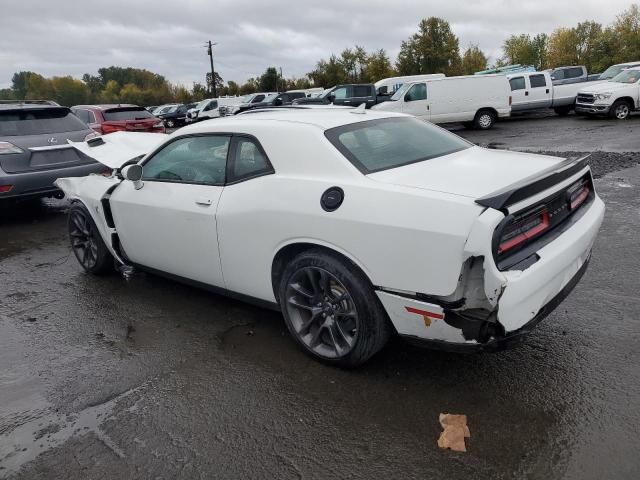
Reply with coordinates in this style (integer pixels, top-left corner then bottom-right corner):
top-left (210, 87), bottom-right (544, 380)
top-left (580, 81), bottom-right (631, 94)
top-left (68, 131), bottom-right (168, 169)
top-left (367, 146), bottom-right (564, 199)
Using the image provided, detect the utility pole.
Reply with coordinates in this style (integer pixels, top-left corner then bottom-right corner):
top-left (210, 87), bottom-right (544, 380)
top-left (206, 40), bottom-right (217, 98)
top-left (279, 67), bottom-right (283, 93)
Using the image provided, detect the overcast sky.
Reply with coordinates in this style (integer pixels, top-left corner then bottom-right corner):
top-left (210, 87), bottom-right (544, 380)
top-left (0, 0), bottom-right (633, 88)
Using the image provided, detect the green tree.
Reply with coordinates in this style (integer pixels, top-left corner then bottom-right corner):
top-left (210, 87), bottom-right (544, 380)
top-left (461, 45), bottom-right (488, 74)
top-left (365, 49), bottom-right (395, 82)
top-left (50, 76), bottom-right (89, 106)
top-left (25, 73), bottom-right (54, 100)
top-left (502, 34), bottom-right (538, 66)
top-left (308, 55), bottom-right (347, 87)
top-left (100, 80), bottom-right (121, 103)
top-left (340, 48), bottom-right (357, 81)
top-left (396, 17), bottom-right (462, 75)
top-left (226, 81), bottom-right (239, 96)
top-left (259, 67), bottom-right (279, 91)
top-left (612, 4), bottom-right (640, 63)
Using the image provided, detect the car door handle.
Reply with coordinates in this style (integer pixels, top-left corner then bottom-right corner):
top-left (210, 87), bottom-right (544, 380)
top-left (525, 91), bottom-right (529, 96)
top-left (195, 198), bottom-right (212, 206)
top-left (546, 89), bottom-right (550, 94)
top-left (343, 100), bottom-right (351, 103)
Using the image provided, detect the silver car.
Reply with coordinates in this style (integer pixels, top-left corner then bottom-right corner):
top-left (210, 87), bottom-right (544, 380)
top-left (0, 102), bottom-right (106, 201)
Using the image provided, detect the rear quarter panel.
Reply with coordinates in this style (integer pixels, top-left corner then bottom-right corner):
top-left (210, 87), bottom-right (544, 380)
top-left (215, 125), bottom-right (482, 302)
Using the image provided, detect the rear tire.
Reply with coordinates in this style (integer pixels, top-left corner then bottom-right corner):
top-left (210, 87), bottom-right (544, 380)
top-left (278, 249), bottom-right (391, 367)
top-left (473, 109), bottom-right (496, 130)
top-left (554, 106), bottom-right (572, 116)
top-left (68, 202), bottom-right (113, 274)
top-left (609, 100), bottom-right (631, 120)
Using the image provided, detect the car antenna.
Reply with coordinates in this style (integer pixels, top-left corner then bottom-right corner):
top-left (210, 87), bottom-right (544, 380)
top-left (350, 103), bottom-right (367, 114)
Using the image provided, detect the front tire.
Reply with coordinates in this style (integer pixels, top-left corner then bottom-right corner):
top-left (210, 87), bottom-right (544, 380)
top-left (166, 119), bottom-right (175, 128)
top-left (278, 249), bottom-right (391, 367)
top-left (554, 106), bottom-right (572, 116)
top-left (473, 109), bottom-right (496, 129)
top-left (610, 100), bottom-right (631, 120)
top-left (68, 203), bottom-right (113, 274)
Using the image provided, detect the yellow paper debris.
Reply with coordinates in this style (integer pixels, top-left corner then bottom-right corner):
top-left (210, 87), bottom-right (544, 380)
top-left (437, 413), bottom-right (470, 452)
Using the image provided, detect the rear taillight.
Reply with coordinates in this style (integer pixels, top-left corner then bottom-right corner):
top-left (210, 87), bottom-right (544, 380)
top-left (567, 180), bottom-right (590, 210)
top-left (0, 141), bottom-right (23, 155)
top-left (0, 185), bottom-right (14, 193)
top-left (498, 207), bottom-right (550, 255)
top-left (101, 123), bottom-right (124, 134)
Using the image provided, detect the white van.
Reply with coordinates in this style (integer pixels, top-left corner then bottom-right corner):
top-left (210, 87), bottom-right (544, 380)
top-left (372, 75), bottom-right (511, 129)
top-left (374, 74), bottom-right (445, 96)
top-left (287, 87), bottom-right (325, 97)
top-left (186, 97), bottom-right (241, 123)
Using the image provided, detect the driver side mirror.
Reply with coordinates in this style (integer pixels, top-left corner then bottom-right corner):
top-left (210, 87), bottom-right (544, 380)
top-left (274, 97), bottom-right (283, 106)
top-left (122, 164), bottom-right (144, 190)
top-left (328, 94), bottom-right (336, 103)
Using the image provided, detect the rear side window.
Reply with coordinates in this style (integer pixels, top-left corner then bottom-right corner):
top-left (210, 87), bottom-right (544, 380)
top-left (352, 85), bottom-right (371, 97)
top-left (229, 137), bottom-right (274, 182)
top-left (103, 108), bottom-right (154, 121)
top-left (510, 77), bottom-right (526, 90)
top-left (567, 67), bottom-right (584, 78)
top-left (0, 108), bottom-right (88, 136)
top-left (325, 117), bottom-right (470, 174)
top-left (290, 92), bottom-right (306, 99)
top-left (73, 109), bottom-right (90, 123)
top-left (252, 95), bottom-right (265, 103)
top-left (529, 74), bottom-right (547, 88)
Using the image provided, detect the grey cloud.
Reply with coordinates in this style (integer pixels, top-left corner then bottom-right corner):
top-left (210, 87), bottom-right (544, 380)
top-left (0, 0), bottom-right (630, 88)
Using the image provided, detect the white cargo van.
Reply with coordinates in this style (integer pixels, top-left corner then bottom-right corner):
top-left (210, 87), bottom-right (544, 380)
top-left (186, 97), bottom-right (241, 123)
top-left (371, 75), bottom-right (511, 129)
top-left (374, 74), bottom-right (445, 96)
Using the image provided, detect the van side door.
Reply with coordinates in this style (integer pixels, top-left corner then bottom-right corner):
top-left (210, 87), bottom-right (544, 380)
top-left (400, 83), bottom-right (429, 120)
top-left (509, 76), bottom-right (528, 111)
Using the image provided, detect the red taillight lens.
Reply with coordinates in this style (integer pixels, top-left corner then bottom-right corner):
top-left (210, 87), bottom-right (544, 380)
top-left (568, 182), bottom-right (590, 210)
top-left (101, 123), bottom-right (124, 134)
top-left (498, 208), bottom-right (550, 255)
top-left (0, 185), bottom-right (14, 193)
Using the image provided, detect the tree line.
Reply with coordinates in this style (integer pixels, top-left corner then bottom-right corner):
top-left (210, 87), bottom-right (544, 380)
top-left (0, 4), bottom-right (638, 106)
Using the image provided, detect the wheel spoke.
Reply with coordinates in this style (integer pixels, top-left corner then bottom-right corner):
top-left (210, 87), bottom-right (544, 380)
top-left (318, 270), bottom-right (330, 293)
top-left (299, 309), bottom-right (321, 335)
top-left (82, 246), bottom-right (90, 266)
top-left (305, 269), bottom-right (319, 294)
top-left (335, 310), bottom-right (356, 318)
top-left (290, 282), bottom-right (313, 299)
top-left (309, 324), bottom-right (324, 347)
top-left (326, 324), bottom-right (342, 356)
top-left (334, 319), bottom-right (354, 347)
top-left (287, 297), bottom-right (315, 311)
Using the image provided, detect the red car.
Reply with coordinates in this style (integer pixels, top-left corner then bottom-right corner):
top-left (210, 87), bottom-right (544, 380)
top-left (71, 104), bottom-right (165, 135)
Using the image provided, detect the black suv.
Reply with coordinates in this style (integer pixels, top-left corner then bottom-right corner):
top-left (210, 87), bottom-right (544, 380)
top-left (157, 103), bottom-right (197, 128)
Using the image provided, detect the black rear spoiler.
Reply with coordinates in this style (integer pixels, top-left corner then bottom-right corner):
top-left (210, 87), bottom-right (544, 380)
top-left (475, 155), bottom-right (590, 210)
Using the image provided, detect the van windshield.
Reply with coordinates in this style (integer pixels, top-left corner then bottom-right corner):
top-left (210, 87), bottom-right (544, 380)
top-left (325, 117), bottom-right (471, 174)
top-left (390, 83), bottom-right (411, 101)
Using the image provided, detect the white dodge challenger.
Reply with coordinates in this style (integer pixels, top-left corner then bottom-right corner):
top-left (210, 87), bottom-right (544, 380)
top-left (55, 108), bottom-right (605, 367)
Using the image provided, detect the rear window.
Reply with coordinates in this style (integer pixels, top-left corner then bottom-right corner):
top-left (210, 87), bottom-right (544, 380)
top-left (325, 117), bottom-right (471, 174)
top-left (103, 108), bottom-right (154, 121)
top-left (0, 108), bottom-right (88, 136)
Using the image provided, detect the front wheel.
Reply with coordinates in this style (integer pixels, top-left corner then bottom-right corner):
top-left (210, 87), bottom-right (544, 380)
top-left (278, 250), bottom-right (391, 367)
top-left (554, 106), bottom-right (572, 116)
top-left (166, 119), bottom-right (175, 128)
top-left (68, 203), bottom-right (113, 274)
top-left (610, 100), bottom-right (631, 120)
top-left (473, 110), bottom-right (496, 130)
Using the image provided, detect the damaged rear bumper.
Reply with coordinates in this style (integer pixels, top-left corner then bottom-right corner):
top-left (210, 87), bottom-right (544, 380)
top-left (392, 254), bottom-right (590, 353)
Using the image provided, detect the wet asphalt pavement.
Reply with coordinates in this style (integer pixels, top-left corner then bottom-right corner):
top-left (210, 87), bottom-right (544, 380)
top-left (1, 114), bottom-right (640, 479)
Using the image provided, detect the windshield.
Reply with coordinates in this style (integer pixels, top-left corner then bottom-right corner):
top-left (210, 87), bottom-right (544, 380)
top-left (240, 94), bottom-right (254, 104)
top-left (325, 117), bottom-right (471, 174)
top-left (600, 65), bottom-right (627, 80)
top-left (195, 100), bottom-right (210, 110)
top-left (611, 69), bottom-right (640, 84)
top-left (390, 83), bottom-right (411, 101)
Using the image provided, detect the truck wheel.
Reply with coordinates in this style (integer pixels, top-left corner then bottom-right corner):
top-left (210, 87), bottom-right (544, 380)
top-left (554, 106), bottom-right (572, 116)
top-left (473, 110), bottom-right (496, 130)
top-left (610, 100), bottom-right (631, 120)
top-left (278, 249), bottom-right (391, 368)
top-left (68, 202), bottom-right (113, 275)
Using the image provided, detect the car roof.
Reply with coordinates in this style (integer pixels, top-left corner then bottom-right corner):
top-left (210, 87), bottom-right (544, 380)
top-left (0, 103), bottom-right (67, 111)
top-left (72, 104), bottom-right (140, 110)
top-left (179, 107), bottom-right (406, 133)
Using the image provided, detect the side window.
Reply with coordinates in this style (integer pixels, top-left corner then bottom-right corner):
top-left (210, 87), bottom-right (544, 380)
top-left (253, 95), bottom-right (265, 103)
top-left (333, 87), bottom-right (348, 99)
top-left (551, 69), bottom-right (565, 80)
top-left (567, 67), bottom-right (584, 79)
top-left (229, 137), bottom-right (274, 182)
top-left (529, 74), bottom-right (547, 88)
top-left (87, 110), bottom-right (97, 123)
top-left (353, 85), bottom-right (371, 97)
top-left (405, 83), bottom-right (427, 101)
top-left (509, 77), bottom-right (526, 91)
top-left (73, 109), bottom-right (89, 123)
top-left (142, 135), bottom-right (229, 185)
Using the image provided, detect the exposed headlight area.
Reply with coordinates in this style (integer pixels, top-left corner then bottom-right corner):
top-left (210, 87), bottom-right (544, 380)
top-left (595, 93), bottom-right (612, 101)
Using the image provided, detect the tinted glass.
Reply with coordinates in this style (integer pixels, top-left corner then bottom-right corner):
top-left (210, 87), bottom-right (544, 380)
top-left (325, 117), bottom-right (471, 174)
top-left (232, 137), bottom-right (272, 180)
top-left (529, 74), bottom-right (547, 88)
top-left (510, 77), bottom-right (526, 90)
top-left (0, 108), bottom-right (88, 136)
top-left (611, 69), bottom-right (640, 83)
top-left (567, 67), bottom-right (583, 78)
top-left (252, 95), bottom-right (265, 103)
top-left (143, 135), bottom-right (229, 185)
top-left (352, 85), bottom-right (371, 97)
top-left (405, 83), bottom-right (427, 101)
top-left (290, 92), bottom-right (305, 99)
top-left (103, 108), bottom-right (154, 121)
top-left (551, 69), bottom-right (564, 80)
